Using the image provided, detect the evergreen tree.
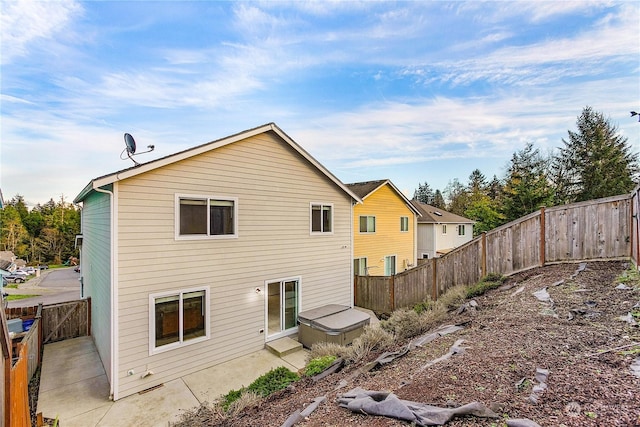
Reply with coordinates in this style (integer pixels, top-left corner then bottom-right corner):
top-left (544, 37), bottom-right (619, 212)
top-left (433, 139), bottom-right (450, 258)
top-left (468, 169), bottom-right (487, 195)
top-left (444, 178), bottom-right (469, 216)
top-left (487, 175), bottom-right (503, 201)
top-left (464, 169), bottom-right (503, 234)
top-left (502, 143), bottom-right (554, 221)
top-left (552, 106), bottom-right (639, 202)
top-left (432, 190), bottom-right (446, 209)
top-left (413, 182), bottom-right (435, 204)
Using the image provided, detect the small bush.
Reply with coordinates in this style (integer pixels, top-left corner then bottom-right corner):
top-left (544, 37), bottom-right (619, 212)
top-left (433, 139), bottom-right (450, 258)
top-left (466, 274), bottom-right (505, 298)
top-left (221, 366), bottom-right (298, 411)
top-left (413, 298), bottom-right (433, 314)
top-left (247, 366), bottom-right (299, 397)
top-left (226, 390), bottom-right (262, 416)
top-left (309, 341), bottom-right (348, 361)
top-left (347, 325), bottom-right (395, 363)
top-left (304, 355), bottom-right (337, 377)
top-left (308, 325), bottom-right (394, 365)
top-left (381, 308), bottom-right (423, 339)
top-left (435, 285), bottom-right (467, 311)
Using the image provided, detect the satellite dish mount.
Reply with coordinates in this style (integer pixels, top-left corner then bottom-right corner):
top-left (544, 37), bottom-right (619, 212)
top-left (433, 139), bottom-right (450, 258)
top-left (121, 133), bottom-right (155, 166)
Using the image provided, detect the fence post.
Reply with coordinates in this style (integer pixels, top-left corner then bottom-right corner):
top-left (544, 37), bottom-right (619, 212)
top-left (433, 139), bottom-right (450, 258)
top-left (540, 206), bottom-right (546, 267)
top-left (353, 276), bottom-right (358, 307)
top-left (431, 257), bottom-right (438, 301)
top-left (389, 275), bottom-right (395, 311)
top-left (87, 297), bottom-right (92, 336)
top-left (481, 232), bottom-right (487, 277)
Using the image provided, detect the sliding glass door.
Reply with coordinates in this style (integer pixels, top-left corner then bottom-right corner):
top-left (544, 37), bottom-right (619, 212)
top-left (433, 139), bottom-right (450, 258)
top-left (267, 279), bottom-right (299, 338)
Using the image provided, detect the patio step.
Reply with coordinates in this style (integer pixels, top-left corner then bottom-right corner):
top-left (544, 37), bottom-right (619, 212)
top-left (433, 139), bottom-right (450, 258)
top-left (266, 337), bottom-right (303, 357)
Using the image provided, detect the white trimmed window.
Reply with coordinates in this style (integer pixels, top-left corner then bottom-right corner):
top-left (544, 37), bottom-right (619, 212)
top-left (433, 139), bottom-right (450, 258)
top-left (176, 195), bottom-right (238, 239)
top-left (400, 216), bottom-right (409, 232)
top-left (150, 287), bottom-right (210, 354)
top-left (359, 216), bottom-right (376, 233)
top-left (442, 224), bottom-right (447, 234)
top-left (458, 224), bottom-right (465, 236)
top-left (311, 203), bottom-right (333, 233)
top-left (354, 258), bottom-right (368, 276)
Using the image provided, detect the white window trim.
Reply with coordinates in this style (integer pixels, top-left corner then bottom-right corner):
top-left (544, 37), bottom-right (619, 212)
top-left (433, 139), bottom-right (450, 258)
top-left (354, 257), bottom-right (368, 276)
top-left (149, 286), bottom-right (210, 355)
top-left (310, 202), bottom-right (334, 235)
top-left (442, 224), bottom-right (447, 235)
top-left (400, 216), bottom-right (409, 232)
top-left (421, 253), bottom-right (430, 259)
top-left (175, 193), bottom-right (238, 240)
top-left (359, 215), bottom-right (376, 234)
top-left (458, 224), bottom-right (465, 235)
top-left (384, 254), bottom-right (397, 276)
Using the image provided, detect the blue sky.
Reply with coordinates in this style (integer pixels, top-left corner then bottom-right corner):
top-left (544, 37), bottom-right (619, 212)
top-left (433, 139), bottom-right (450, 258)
top-left (1, 1), bottom-right (639, 207)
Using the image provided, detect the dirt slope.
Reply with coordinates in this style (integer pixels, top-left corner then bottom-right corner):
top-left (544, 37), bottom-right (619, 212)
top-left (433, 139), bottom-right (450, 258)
top-left (187, 261), bottom-right (640, 427)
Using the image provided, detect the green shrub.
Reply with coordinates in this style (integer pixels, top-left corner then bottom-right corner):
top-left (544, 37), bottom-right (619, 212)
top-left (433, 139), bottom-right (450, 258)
top-left (413, 298), bottom-right (433, 314)
top-left (221, 366), bottom-right (299, 411)
top-left (466, 274), bottom-right (505, 298)
top-left (304, 355), bottom-right (337, 377)
top-left (247, 366), bottom-right (299, 397)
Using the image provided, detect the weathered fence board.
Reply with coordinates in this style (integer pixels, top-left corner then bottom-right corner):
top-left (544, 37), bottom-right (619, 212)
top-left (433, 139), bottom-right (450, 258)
top-left (41, 299), bottom-right (90, 343)
top-left (354, 276), bottom-right (392, 313)
top-left (9, 343), bottom-right (30, 427)
top-left (355, 193), bottom-right (634, 313)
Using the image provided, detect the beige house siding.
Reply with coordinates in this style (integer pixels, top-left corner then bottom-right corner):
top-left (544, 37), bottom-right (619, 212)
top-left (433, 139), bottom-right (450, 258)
top-left (113, 132), bottom-right (353, 398)
top-left (79, 189), bottom-right (113, 382)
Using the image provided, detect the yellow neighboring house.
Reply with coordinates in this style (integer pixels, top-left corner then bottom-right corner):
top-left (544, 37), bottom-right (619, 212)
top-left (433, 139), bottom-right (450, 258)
top-left (346, 180), bottom-right (421, 276)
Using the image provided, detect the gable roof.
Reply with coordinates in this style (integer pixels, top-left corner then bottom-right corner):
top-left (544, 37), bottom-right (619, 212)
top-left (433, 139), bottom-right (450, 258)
top-left (346, 179), bottom-right (421, 216)
top-left (74, 123), bottom-right (362, 204)
top-left (411, 201), bottom-right (474, 224)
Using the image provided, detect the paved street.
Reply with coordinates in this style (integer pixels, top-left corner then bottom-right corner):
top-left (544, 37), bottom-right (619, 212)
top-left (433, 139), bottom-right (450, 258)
top-left (4, 267), bottom-right (82, 308)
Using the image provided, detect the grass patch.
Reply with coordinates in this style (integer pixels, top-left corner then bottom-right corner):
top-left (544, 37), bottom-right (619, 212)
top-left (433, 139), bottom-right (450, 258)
top-left (304, 355), bottom-right (337, 377)
top-left (616, 265), bottom-right (640, 287)
top-left (466, 273), bottom-right (506, 298)
top-left (5, 294), bottom-right (38, 301)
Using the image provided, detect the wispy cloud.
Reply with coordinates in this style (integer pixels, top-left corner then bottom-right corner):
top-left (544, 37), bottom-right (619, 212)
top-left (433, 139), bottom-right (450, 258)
top-left (0, 0), bottom-right (83, 65)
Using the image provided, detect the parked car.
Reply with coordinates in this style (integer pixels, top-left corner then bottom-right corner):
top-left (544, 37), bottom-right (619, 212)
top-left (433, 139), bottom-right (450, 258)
top-left (12, 270), bottom-right (28, 277)
top-left (38, 264), bottom-right (49, 270)
top-left (24, 267), bottom-right (36, 275)
top-left (5, 274), bottom-right (26, 284)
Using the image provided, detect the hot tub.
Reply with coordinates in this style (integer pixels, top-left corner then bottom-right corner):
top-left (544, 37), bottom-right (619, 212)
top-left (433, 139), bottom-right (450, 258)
top-left (297, 304), bottom-right (370, 348)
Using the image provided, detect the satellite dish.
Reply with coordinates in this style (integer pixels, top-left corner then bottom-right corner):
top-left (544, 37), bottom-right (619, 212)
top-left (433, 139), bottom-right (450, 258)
top-left (124, 133), bottom-right (137, 154)
top-left (120, 132), bottom-right (155, 166)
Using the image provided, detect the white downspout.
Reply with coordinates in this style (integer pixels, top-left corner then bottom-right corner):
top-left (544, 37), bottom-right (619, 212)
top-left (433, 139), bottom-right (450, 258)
top-left (94, 185), bottom-right (119, 401)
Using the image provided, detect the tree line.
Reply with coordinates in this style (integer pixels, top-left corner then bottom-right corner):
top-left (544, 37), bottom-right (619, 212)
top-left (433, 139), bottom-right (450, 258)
top-left (413, 106), bottom-right (639, 235)
top-left (0, 195), bottom-right (80, 265)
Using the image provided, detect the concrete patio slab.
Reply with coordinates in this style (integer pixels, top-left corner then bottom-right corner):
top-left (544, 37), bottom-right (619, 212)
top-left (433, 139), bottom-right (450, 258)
top-left (38, 374), bottom-right (111, 421)
top-left (96, 379), bottom-right (199, 427)
top-left (181, 349), bottom-right (303, 404)
top-left (37, 337), bottom-right (309, 426)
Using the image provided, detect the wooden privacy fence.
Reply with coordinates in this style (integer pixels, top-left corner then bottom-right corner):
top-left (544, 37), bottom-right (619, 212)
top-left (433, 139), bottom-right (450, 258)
top-left (355, 193), bottom-right (634, 314)
top-left (42, 299), bottom-right (91, 343)
top-left (6, 298), bottom-right (90, 344)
